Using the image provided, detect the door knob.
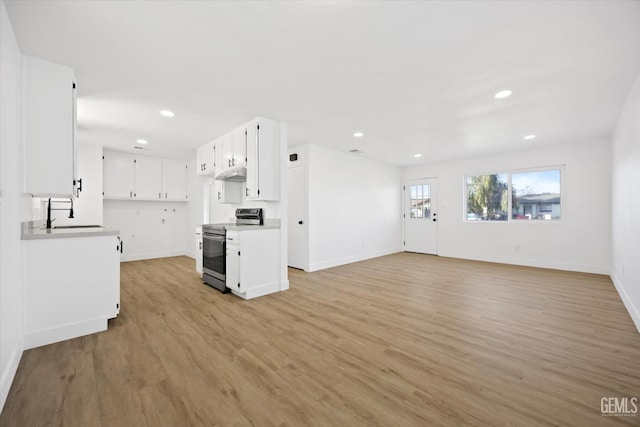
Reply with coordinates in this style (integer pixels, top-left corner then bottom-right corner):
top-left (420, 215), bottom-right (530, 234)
top-left (298, 220), bottom-right (303, 225)
top-left (433, 218), bottom-right (437, 222)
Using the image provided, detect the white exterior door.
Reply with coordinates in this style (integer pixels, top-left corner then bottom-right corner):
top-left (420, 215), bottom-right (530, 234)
top-left (287, 165), bottom-right (307, 270)
top-left (404, 178), bottom-right (438, 254)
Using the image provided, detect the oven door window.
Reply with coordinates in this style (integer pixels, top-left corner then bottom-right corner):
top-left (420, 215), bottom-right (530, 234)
top-left (203, 235), bottom-right (225, 280)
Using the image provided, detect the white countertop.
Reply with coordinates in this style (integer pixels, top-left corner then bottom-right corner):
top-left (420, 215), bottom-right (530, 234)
top-left (21, 221), bottom-right (120, 240)
top-left (225, 223), bottom-right (280, 231)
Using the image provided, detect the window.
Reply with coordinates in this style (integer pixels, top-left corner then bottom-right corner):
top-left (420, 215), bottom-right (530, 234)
top-left (410, 184), bottom-right (431, 218)
top-left (465, 168), bottom-right (561, 222)
top-left (511, 169), bottom-right (561, 220)
top-left (466, 174), bottom-right (508, 221)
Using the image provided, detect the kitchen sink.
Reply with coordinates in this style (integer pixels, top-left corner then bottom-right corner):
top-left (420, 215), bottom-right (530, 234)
top-left (53, 225), bottom-right (103, 229)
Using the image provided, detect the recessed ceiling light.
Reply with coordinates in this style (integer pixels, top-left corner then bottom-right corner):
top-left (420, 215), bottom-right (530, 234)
top-left (160, 110), bottom-right (175, 117)
top-left (414, 154), bottom-right (422, 158)
top-left (523, 134), bottom-right (536, 140)
top-left (353, 132), bottom-right (364, 138)
top-left (136, 139), bottom-right (148, 144)
top-left (494, 90), bottom-right (512, 99)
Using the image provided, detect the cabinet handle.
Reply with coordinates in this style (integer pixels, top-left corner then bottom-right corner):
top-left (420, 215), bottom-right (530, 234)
top-left (228, 159), bottom-right (231, 167)
top-left (120, 241), bottom-right (124, 253)
top-left (75, 178), bottom-right (82, 198)
top-left (159, 192), bottom-right (161, 199)
top-left (165, 192), bottom-right (167, 199)
top-left (227, 237), bottom-right (234, 241)
top-left (130, 191), bottom-right (132, 198)
top-left (217, 191), bottom-right (221, 200)
top-left (199, 242), bottom-right (202, 250)
top-left (245, 188), bottom-right (249, 196)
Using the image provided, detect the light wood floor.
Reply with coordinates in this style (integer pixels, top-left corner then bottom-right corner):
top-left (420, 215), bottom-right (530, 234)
top-left (2, 253), bottom-right (639, 426)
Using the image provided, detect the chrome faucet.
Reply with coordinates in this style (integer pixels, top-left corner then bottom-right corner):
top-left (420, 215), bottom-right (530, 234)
top-left (46, 197), bottom-right (74, 229)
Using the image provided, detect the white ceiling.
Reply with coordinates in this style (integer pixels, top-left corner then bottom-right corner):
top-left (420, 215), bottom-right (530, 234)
top-left (5, 1), bottom-right (640, 164)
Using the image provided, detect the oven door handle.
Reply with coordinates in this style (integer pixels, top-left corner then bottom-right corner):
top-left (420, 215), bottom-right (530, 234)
top-left (203, 234), bottom-right (226, 242)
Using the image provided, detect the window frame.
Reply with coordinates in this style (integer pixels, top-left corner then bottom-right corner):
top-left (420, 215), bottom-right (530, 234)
top-left (463, 165), bottom-right (565, 224)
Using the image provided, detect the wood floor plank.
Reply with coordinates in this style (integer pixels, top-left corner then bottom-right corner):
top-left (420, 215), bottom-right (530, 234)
top-left (2, 253), bottom-right (640, 426)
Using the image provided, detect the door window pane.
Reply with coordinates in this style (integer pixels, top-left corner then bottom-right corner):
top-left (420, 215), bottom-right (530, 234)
top-left (466, 174), bottom-right (508, 221)
top-left (512, 169), bottom-right (561, 220)
top-left (410, 184), bottom-right (431, 219)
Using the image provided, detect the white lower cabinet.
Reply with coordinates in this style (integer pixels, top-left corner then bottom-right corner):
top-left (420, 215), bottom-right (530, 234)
top-left (196, 231), bottom-right (203, 275)
top-left (225, 229), bottom-right (280, 299)
top-left (24, 234), bottom-right (121, 349)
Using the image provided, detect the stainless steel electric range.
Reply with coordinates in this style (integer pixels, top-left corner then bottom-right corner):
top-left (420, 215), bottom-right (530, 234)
top-left (201, 208), bottom-right (263, 292)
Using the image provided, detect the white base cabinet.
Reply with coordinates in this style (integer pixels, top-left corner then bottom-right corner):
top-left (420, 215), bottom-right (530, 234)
top-left (24, 234), bottom-right (121, 349)
top-left (196, 229), bottom-right (203, 275)
top-left (226, 229), bottom-right (280, 299)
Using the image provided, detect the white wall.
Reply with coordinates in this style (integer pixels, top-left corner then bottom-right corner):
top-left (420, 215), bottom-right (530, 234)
top-left (104, 200), bottom-right (188, 262)
top-left (404, 138), bottom-right (611, 274)
top-left (0, 0), bottom-right (31, 411)
top-left (611, 72), bottom-right (640, 332)
top-left (296, 144), bottom-right (403, 271)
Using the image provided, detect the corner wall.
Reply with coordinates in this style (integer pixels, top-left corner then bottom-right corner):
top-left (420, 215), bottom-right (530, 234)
top-left (304, 144), bottom-right (403, 271)
top-left (0, 0), bottom-right (29, 412)
top-left (611, 72), bottom-right (640, 332)
top-left (403, 138), bottom-right (612, 274)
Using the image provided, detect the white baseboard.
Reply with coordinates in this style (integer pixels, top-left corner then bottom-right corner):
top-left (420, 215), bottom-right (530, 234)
top-left (308, 247), bottom-right (402, 272)
top-left (25, 317), bottom-right (107, 350)
top-left (121, 250), bottom-right (187, 262)
top-left (231, 281), bottom-right (282, 300)
top-left (437, 249), bottom-right (610, 275)
top-left (280, 279), bottom-right (289, 291)
top-left (0, 335), bottom-right (23, 414)
top-left (610, 272), bottom-right (640, 334)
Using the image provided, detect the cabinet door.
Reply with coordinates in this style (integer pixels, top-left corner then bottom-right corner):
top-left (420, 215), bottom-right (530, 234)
top-left (245, 121), bottom-right (259, 199)
top-left (103, 152), bottom-right (135, 198)
top-left (222, 134), bottom-right (235, 172)
top-left (226, 240), bottom-right (240, 291)
top-left (135, 157), bottom-right (163, 199)
top-left (196, 235), bottom-right (203, 275)
top-left (233, 127), bottom-right (247, 168)
top-left (197, 141), bottom-right (215, 176)
top-left (213, 139), bottom-right (224, 176)
top-left (23, 56), bottom-right (75, 196)
top-left (112, 236), bottom-right (122, 318)
top-left (163, 160), bottom-right (188, 200)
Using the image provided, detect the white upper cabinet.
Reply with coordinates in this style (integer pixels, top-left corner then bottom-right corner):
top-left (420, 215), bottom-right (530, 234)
top-left (246, 118), bottom-right (280, 201)
top-left (103, 152), bottom-right (135, 199)
top-left (196, 141), bottom-right (214, 176)
top-left (217, 127), bottom-right (247, 177)
top-left (213, 179), bottom-right (242, 204)
top-left (232, 127), bottom-right (247, 169)
top-left (163, 160), bottom-right (189, 201)
top-left (103, 151), bottom-right (189, 201)
top-left (23, 55), bottom-right (76, 197)
top-left (213, 138), bottom-right (224, 174)
top-left (135, 157), bottom-right (163, 200)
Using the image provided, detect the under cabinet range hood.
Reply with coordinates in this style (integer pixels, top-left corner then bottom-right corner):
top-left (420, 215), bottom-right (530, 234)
top-left (216, 167), bottom-right (246, 182)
